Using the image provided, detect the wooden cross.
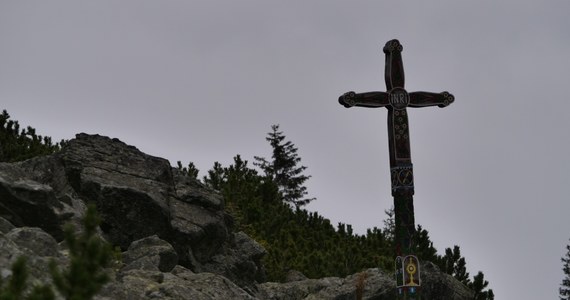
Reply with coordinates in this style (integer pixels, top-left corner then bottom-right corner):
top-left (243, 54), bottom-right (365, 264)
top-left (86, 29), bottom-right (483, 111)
top-left (338, 39), bottom-right (454, 257)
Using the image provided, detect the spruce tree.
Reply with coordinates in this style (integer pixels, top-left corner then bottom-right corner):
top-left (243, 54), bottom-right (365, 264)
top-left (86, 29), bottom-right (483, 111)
top-left (254, 124), bottom-right (315, 208)
top-left (561, 239), bottom-right (570, 300)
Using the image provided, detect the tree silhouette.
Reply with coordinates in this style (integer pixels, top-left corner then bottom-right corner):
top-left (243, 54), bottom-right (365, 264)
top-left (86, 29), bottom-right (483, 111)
top-left (254, 124), bottom-right (314, 208)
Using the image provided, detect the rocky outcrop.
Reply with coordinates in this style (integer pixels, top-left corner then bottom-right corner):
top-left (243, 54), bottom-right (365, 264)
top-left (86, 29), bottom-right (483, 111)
top-left (420, 261), bottom-right (475, 299)
top-left (0, 133), bottom-right (475, 299)
top-left (18, 134), bottom-right (227, 259)
top-left (258, 263), bottom-right (473, 300)
top-left (199, 231), bottom-right (267, 294)
top-left (0, 221), bottom-right (256, 300)
top-left (0, 222), bottom-right (64, 286)
top-left (0, 161), bottom-right (71, 240)
top-left (0, 222), bottom-right (473, 300)
top-left (2, 133), bottom-right (265, 290)
top-left (122, 235), bottom-right (179, 273)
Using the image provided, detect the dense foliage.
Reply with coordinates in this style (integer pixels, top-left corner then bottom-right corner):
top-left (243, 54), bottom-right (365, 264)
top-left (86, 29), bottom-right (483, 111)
top-left (199, 154), bottom-right (493, 297)
top-left (203, 154), bottom-right (394, 280)
top-left (197, 125), bottom-right (493, 298)
top-left (561, 239), bottom-right (570, 300)
top-left (0, 110), bottom-right (66, 162)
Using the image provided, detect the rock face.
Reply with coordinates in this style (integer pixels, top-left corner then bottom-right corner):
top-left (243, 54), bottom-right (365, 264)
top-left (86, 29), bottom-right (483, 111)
top-left (258, 264), bottom-right (473, 300)
top-left (0, 133), bottom-right (475, 299)
top-left (1, 134), bottom-right (264, 290)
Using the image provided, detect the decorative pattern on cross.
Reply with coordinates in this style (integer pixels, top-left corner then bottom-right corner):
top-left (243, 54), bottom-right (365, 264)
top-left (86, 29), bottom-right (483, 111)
top-left (338, 39), bottom-right (454, 257)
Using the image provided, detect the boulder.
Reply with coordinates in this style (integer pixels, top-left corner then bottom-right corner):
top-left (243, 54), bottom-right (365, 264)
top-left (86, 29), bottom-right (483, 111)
top-left (0, 163), bottom-right (69, 240)
top-left (420, 261), bottom-right (474, 300)
top-left (0, 232), bottom-right (26, 279)
top-left (122, 235), bottom-right (178, 272)
top-left (285, 270), bottom-right (308, 283)
top-left (97, 267), bottom-right (256, 300)
top-left (259, 277), bottom-right (343, 300)
top-left (200, 231), bottom-right (267, 293)
top-left (0, 217), bottom-right (15, 234)
top-left (57, 134), bottom-right (174, 250)
top-left (172, 170), bottom-right (223, 210)
top-left (5, 227), bottom-right (60, 257)
top-left (0, 227), bottom-right (64, 286)
top-left (0, 226), bottom-right (257, 300)
top-left (58, 134), bottom-right (230, 268)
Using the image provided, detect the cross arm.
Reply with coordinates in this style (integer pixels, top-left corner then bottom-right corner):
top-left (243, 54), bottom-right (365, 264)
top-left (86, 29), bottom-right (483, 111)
top-left (338, 91), bottom-right (389, 108)
top-left (408, 91), bottom-right (455, 108)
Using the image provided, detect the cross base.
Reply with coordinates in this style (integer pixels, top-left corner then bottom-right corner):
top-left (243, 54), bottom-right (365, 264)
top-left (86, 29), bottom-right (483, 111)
top-left (397, 286), bottom-right (421, 300)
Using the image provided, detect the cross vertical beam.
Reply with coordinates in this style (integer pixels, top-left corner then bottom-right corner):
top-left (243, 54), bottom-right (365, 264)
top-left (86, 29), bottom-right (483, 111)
top-left (338, 39), bottom-right (454, 297)
top-left (384, 40), bottom-right (415, 257)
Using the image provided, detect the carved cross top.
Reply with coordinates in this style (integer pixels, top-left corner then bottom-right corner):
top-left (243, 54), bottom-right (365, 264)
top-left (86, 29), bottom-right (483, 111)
top-left (339, 39), bottom-right (454, 196)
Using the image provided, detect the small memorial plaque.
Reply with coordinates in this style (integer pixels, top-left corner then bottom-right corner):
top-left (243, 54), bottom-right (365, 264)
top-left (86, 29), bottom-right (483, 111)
top-left (403, 255), bottom-right (420, 287)
top-left (395, 256), bottom-right (404, 287)
top-left (396, 255), bottom-right (421, 288)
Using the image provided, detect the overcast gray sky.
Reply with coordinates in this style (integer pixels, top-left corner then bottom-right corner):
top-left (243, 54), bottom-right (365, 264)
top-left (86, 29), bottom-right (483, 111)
top-left (2, 1), bottom-right (570, 298)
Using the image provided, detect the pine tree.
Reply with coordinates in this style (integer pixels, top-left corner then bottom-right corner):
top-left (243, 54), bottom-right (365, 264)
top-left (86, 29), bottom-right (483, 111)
top-left (203, 161), bottom-right (225, 190)
top-left (0, 204), bottom-right (114, 300)
top-left (0, 256), bottom-right (55, 300)
top-left (223, 155), bottom-right (261, 206)
top-left (49, 203), bottom-right (115, 300)
top-left (254, 124), bottom-right (315, 208)
top-left (176, 161), bottom-right (199, 180)
top-left (0, 256), bottom-right (30, 299)
top-left (469, 271), bottom-right (494, 300)
top-left (440, 245), bottom-right (470, 285)
top-left (561, 239), bottom-right (570, 299)
top-left (414, 225), bottom-right (438, 263)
